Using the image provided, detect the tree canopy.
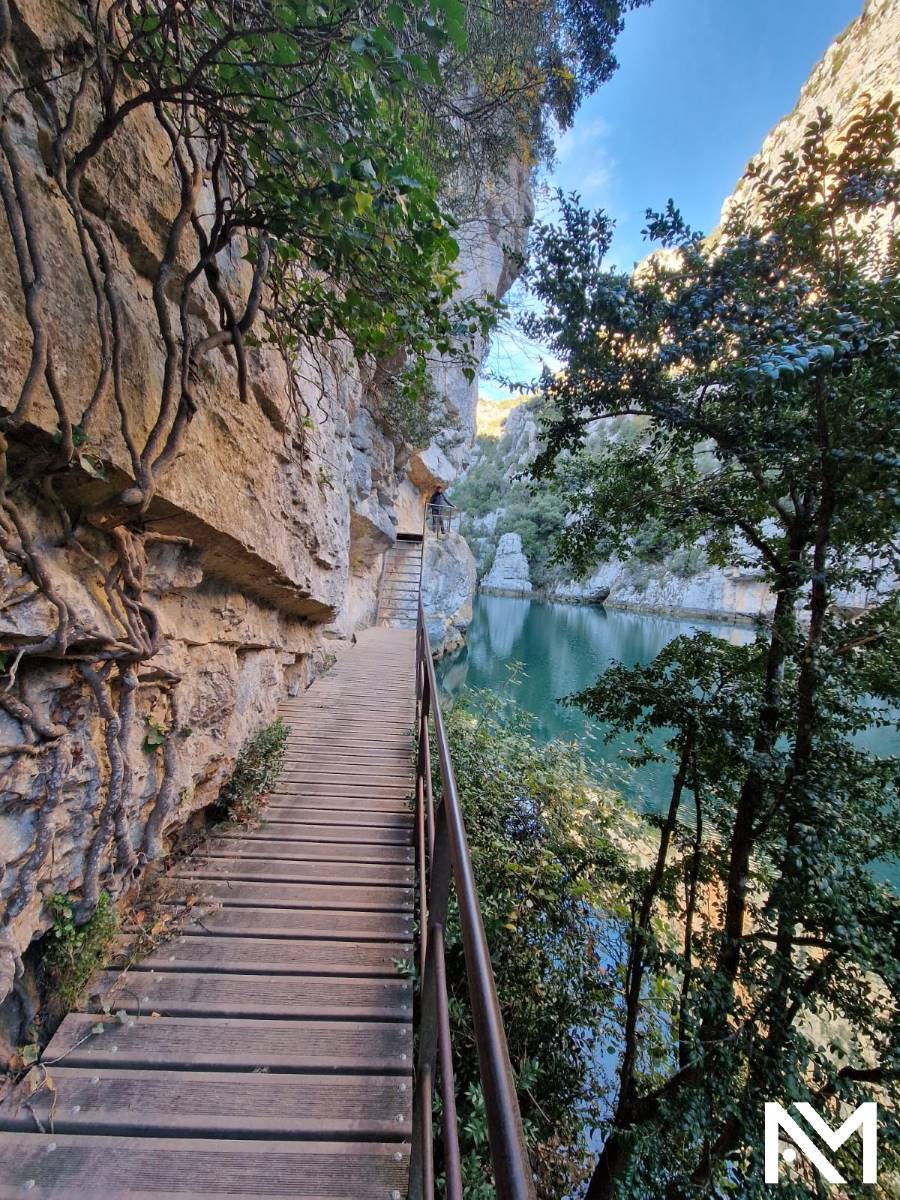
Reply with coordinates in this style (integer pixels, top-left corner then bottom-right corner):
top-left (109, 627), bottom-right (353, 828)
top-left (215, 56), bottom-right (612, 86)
top-left (523, 97), bottom-right (900, 1197)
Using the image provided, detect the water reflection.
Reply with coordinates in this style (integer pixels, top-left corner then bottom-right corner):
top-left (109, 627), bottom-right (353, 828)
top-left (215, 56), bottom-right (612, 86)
top-left (440, 595), bottom-right (756, 810)
top-left (439, 594), bottom-right (898, 888)
top-left (478, 593), bottom-right (530, 661)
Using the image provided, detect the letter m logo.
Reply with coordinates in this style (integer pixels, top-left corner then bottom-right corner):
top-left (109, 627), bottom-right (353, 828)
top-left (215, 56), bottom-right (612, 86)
top-left (764, 1101), bottom-right (878, 1184)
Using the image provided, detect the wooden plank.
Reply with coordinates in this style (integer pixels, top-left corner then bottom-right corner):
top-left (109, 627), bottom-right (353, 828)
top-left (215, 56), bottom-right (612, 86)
top-left (264, 795), bottom-right (412, 813)
top-left (1, 1068), bottom-right (412, 1139)
top-left (278, 758), bottom-right (412, 772)
top-left (281, 750), bottom-right (412, 762)
top-left (282, 699), bottom-right (412, 712)
top-left (43, 1014), bottom-right (413, 1074)
top-left (169, 879), bottom-right (414, 910)
top-left (271, 788), bottom-right (413, 802)
top-left (278, 718), bottom-right (412, 730)
top-left (280, 717), bottom-right (411, 729)
top-left (281, 749), bottom-right (412, 761)
top-left (250, 808), bottom-right (413, 829)
top-left (86, 971), bottom-right (414, 1020)
top-left (278, 770), bottom-right (411, 782)
top-left (269, 785), bottom-right (412, 802)
top-left (206, 836), bottom-right (413, 864)
top-left (177, 905), bottom-right (413, 942)
top-left (282, 732), bottom-right (410, 742)
top-left (249, 821), bottom-right (413, 845)
top-left (135, 935), bottom-right (411, 976)
top-left (276, 771), bottom-right (413, 786)
top-left (283, 741), bottom-right (413, 755)
top-left (177, 857), bottom-right (413, 887)
top-left (0, 1134), bottom-right (409, 1198)
top-left (279, 715), bottom-right (412, 726)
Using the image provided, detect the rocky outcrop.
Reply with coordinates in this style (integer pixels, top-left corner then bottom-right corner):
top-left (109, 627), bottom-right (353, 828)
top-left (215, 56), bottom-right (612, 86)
top-left (0, 0), bottom-right (532, 1006)
top-left (410, 164), bottom-right (534, 489)
top-left (549, 554), bottom-right (892, 620)
top-left (723, 0), bottom-right (900, 242)
top-left (421, 533), bottom-right (478, 655)
top-left (550, 560), bottom-right (773, 621)
top-left (482, 532), bottom-right (532, 595)
top-left (498, 400), bottom-right (541, 478)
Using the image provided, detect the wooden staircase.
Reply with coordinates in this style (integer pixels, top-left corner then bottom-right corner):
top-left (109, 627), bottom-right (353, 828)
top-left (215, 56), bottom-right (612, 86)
top-left (0, 628), bottom-right (417, 1199)
top-left (376, 535), bottom-right (424, 629)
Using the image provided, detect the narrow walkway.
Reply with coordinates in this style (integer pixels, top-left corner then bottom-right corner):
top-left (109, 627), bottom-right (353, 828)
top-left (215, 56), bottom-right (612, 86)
top-left (376, 535), bottom-right (423, 628)
top-left (0, 627), bottom-right (417, 1198)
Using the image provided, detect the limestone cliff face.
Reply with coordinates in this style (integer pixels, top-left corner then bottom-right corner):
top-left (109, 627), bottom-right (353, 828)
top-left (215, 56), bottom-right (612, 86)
top-left (723, 0), bottom-right (900, 237)
top-left (481, 533), bottom-right (532, 595)
top-left (420, 533), bottom-right (478, 656)
top-left (0, 0), bottom-right (531, 1003)
top-left (406, 163), bottom-right (534, 499)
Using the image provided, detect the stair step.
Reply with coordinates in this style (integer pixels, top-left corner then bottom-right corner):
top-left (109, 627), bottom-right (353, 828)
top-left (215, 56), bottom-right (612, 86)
top-left (86, 970), bottom-right (414, 1020)
top-left (134, 935), bottom-right (411, 977)
top-left (207, 836), bottom-right (413, 864)
top-left (43, 1012), bottom-right (414, 1073)
top-left (177, 905), bottom-right (414, 942)
top-left (0, 1068), bottom-right (412, 1140)
top-left (178, 857), bottom-right (413, 887)
top-left (169, 878), bottom-right (414, 909)
top-left (0, 1133), bottom-right (410, 1197)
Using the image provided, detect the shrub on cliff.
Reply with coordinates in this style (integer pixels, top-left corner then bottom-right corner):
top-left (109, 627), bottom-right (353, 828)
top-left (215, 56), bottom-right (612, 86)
top-left (439, 698), bottom-right (628, 1197)
top-left (215, 719), bottom-right (289, 823)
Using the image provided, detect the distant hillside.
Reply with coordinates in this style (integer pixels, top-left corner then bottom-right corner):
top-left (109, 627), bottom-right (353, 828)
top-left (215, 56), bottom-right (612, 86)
top-left (475, 395), bottom-right (528, 438)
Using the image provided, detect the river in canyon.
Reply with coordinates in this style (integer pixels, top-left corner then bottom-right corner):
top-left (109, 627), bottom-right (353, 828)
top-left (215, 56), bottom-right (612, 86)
top-left (437, 593), bottom-right (898, 889)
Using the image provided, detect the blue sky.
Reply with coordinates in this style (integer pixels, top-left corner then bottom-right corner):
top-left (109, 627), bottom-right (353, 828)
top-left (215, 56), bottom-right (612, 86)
top-left (481, 0), bottom-right (863, 399)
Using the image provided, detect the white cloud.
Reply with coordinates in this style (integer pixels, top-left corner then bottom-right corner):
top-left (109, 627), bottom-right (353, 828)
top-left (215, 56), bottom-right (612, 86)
top-left (555, 114), bottom-right (612, 164)
top-left (551, 111), bottom-right (618, 209)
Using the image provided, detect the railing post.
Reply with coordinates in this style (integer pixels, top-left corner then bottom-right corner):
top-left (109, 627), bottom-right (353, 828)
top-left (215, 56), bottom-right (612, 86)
top-left (410, 800), bottom-right (453, 1200)
top-left (411, 596), bottom-right (535, 1200)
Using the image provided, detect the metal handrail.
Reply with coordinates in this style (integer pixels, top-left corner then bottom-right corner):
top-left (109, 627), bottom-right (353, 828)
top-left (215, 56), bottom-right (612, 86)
top-left (424, 500), bottom-right (458, 536)
top-left (410, 596), bottom-right (535, 1200)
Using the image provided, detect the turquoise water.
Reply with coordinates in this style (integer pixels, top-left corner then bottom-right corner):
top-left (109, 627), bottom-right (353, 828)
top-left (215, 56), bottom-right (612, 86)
top-left (437, 593), bottom-right (898, 886)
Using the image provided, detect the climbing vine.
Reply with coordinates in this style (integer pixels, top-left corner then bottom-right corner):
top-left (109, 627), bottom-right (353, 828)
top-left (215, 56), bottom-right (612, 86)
top-left (0, 0), bottom-right (502, 983)
top-left (0, 0), bottom-right (646, 1003)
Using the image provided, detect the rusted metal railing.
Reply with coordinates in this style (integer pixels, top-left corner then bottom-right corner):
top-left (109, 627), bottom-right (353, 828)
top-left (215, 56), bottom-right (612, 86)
top-left (410, 596), bottom-right (535, 1200)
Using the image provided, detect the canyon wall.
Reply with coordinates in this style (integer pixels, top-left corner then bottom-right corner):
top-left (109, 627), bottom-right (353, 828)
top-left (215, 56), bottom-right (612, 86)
top-left (0, 0), bottom-right (531, 1011)
top-left (723, 0), bottom-right (900, 238)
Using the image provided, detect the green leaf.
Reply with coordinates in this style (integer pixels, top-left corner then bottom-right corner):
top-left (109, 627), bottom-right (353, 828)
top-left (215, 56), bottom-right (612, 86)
top-left (385, 3), bottom-right (406, 29)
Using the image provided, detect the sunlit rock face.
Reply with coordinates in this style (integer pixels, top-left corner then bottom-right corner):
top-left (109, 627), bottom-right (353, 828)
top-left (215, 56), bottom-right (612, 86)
top-left (722, 0), bottom-right (900, 248)
top-left (482, 533), bottom-right (533, 596)
top-left (549, 561), bottom-right (775, 621)
top-left (0, 0), bottom-right (533, 1005)
top-left (409, 161), bottom-right (535, 489)
top-left (421, 533), bottom-right (478, 657)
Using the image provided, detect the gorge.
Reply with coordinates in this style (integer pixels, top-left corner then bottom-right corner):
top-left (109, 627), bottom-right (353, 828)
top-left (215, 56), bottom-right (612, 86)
top-left (453, 0), bottom-right (900, 624)
top-left (0, 0), bottom-right (897, 1195)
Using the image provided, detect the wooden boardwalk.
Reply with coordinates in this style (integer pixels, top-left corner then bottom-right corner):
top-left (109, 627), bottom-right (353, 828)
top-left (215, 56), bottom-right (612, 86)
top-left (0, 627), bottom-right (417, 1199)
